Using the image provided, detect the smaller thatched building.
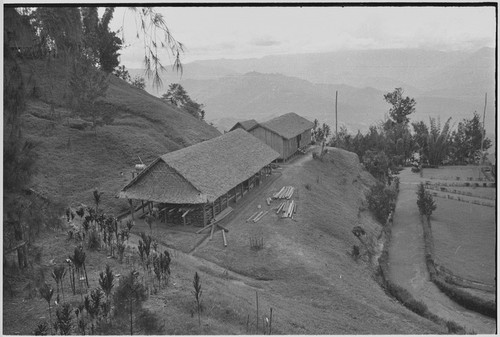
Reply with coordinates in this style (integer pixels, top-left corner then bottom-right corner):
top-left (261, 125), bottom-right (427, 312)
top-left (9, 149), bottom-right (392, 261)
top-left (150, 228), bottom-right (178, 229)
top-left (119, 129), bottom-right (280, 227)
top-left (231, 113), bottom-right (314, 161)
top-left (229, 119), bottom-right (258, 132)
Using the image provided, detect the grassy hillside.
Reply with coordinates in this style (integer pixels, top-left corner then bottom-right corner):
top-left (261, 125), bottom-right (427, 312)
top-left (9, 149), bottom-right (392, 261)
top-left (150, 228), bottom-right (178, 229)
top-left (3, 147), bottom-right (445, 334)
top-left (15, 59), bottom-right (221, 213)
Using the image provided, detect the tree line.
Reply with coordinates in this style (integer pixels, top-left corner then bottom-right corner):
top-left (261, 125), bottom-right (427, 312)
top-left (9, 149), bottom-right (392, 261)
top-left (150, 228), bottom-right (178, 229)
top-left (315, 87), bottom-right (491, 182)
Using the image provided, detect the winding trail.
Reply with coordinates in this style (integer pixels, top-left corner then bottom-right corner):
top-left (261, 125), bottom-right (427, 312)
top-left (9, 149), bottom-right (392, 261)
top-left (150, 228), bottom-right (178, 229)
top-left (388, 168), bottom-right (496, 334)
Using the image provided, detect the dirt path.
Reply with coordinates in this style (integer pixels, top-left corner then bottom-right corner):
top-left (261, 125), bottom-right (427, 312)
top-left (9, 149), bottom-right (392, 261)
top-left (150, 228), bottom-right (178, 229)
top-left (388, 168), bottom-right (496, 334)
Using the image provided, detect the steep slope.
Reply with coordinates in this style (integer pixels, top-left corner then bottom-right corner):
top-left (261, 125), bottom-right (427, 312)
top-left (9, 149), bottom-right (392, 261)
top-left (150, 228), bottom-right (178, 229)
top-left (16, 59), bottom-right (221, 212)
top-left (191, 148), bottom-right (445, 334)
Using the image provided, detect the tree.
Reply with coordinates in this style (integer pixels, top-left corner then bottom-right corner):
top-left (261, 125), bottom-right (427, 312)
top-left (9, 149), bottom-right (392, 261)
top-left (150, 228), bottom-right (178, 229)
top-left (113, 270), bottom-right (147, 335)
top-left (384, 87), bottom-right (416, 125)
top-left (69, 56), bottom-right (111, 131)
top-left (96, 7), bottom-right (122, 73)
top-left (131, 76), bottom-right (146, 90)
top-left (39, 283), bottom-right (54, 329)
top-left (451, 113), bottom-right (491, 164)
top-left (412, 120), bottom-right (429, 162)
top-left (416, 183), bottom-right (436, 221)
top-left (113, 65), bottom-right (131, 82)
top-left (162, 83), bottom-right (189, 106)
top-left (362, 150), bottom-right (389, 183)
top-left (99, 264), bottom-right (114, 304)
top-left (426, 117), bottom-right (452, 166)
top-left (51, 265), bottom-right (67, 300)
top-left (192, 272), bottom-right (202, 326)
top-left (366, 183), bottom-right (396, 224)
top-left (125, 7), bottom-right (184, 88)
top-left (161, 83), bottom-right (206, 120)
top-left (93, 189), bottom-right (103, 214)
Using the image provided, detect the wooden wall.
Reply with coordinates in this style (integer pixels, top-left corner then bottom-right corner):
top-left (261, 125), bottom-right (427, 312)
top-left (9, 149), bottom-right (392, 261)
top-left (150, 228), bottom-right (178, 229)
top-left (249, 127), bottom-right (284, 159)
top-left (250, 126), bottom-right (312, 161)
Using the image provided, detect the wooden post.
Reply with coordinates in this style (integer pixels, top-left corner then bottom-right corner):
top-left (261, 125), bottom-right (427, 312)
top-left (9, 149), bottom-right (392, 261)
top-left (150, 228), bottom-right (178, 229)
top-left (202, 204), bottom-right (207, 227)
top-left (335, 90), bottom-right (338, 143)
top-left (141, 200), bottom-right (145, 214)
top-left (212, 203), bottom-right (215, 219)
top-left (226, 193), bottom-right (229, 209)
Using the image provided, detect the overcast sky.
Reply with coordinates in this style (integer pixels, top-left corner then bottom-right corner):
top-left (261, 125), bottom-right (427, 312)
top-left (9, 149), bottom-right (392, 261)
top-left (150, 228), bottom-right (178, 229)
top-left (108, 5), bottom-right (496, 69)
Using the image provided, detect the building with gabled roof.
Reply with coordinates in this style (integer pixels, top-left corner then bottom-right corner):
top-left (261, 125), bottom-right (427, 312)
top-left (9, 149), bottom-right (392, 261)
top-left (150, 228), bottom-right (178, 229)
top-left (229, 119), bottom-right (258, 132)
top-left (230, 113), bottom-right (314, 161)
top-left (119, 128), bottom-right (279, 226)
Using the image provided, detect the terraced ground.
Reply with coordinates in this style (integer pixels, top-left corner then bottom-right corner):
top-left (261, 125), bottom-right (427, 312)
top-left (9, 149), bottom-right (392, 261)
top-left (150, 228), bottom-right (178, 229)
top-left (388, 167), bottom-right (496, 334)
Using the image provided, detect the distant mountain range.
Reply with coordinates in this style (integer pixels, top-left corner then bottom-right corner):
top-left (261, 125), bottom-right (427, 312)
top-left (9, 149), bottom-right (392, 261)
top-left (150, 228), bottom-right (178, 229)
top-left (130, 47), bottom-right (495, 134)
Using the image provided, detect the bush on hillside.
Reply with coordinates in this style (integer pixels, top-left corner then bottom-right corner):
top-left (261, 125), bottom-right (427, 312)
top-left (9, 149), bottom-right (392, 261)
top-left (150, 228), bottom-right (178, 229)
top-left (366, 183), bottom-right (397, 224)
top-left (416, 183), bottom-right (436, 220)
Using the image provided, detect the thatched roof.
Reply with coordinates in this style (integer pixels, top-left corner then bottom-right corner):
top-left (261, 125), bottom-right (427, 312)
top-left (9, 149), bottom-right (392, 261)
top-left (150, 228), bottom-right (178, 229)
top-left (119, 129), bottom-right (279, 204)
top-left (229, 119), bottom-right (258, 131)
top-left (260, 113), bottom-right (314, 139)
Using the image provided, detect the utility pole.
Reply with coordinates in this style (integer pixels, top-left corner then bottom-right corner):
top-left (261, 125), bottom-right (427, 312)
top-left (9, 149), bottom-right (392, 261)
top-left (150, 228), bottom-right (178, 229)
top-left (335, 90), bottom-right (338, 143)
top-left (480, 93), bottom-right (487, 164)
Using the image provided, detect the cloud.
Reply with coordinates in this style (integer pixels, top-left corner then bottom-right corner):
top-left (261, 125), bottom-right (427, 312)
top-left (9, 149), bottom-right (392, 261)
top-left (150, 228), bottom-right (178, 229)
top-left (251, 38), bottom-right (281, 47)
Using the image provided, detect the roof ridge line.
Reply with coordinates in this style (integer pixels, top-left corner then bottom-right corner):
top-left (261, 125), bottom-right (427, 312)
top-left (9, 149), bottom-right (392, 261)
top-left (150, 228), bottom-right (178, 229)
top-left (162, 160), bottom-right (208, 203)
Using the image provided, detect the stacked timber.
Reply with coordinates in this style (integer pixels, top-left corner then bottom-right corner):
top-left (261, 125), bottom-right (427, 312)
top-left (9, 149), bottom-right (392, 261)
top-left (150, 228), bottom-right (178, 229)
top-left (275, 199), bottom-right (297, 219)
top-left (272, 186), bottom-right (294, 200)
top-left (247, 210), bottom-right (269, 223)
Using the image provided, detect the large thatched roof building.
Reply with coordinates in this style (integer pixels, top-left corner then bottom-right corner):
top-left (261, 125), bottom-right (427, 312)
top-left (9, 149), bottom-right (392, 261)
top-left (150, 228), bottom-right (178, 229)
top-left (119, 128), bottom-right (279, 226)
top-left (231, 113), bottom-right (314, 161)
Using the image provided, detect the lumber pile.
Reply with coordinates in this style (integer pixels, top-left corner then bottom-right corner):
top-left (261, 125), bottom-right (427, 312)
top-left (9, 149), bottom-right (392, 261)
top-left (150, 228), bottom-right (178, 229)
top-left (247, 210), bottom-right (269, 223)
top-left (275, 199), bottom-right (297, 219)
top-left (272, 186), bottom-right (294, 200)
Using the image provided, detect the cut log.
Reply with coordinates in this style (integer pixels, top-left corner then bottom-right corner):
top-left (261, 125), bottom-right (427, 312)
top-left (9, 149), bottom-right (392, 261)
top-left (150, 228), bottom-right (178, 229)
top-left (273, 186), bottom-right (285, 199)
top-left (181, 209), bottom-right (191, 218)
top-left (216, 224), bottom-right (229, 232)
top-left (247, 211), bottom-right (260, 222)
top-left (196, 223), bottom-right (214, 234)
top-left (222, 230), bottom-right (227, 247)
top-left (253, 211), bottom-right (263, 221)
top-left (254, 210), bottom-right (269, 222)
top-left (210, 223), bottom-right (215, 240)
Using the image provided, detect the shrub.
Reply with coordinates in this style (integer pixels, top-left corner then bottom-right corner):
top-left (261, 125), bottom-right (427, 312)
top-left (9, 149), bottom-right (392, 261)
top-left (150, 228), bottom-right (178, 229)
top-left (87, 230), bottom-right (100, 250)
top-left (113, 271), bottom-right (147, 335)
top-left (136, 309), bottom-right (164, 334)
top-left (192, 272), bottom-right (203, 326)
top-left (351, 245), bottom-right (360, 261)
top-left (416, 183), bottom-right (436, 220)
top-left (54, 303), bottom-right (73, 335)
top-left (446, 320), bottom-right (466, 334)
top-left (33, 321), bottom-right (49, 335)
top-left (366, 183), bottom-right (397, 224)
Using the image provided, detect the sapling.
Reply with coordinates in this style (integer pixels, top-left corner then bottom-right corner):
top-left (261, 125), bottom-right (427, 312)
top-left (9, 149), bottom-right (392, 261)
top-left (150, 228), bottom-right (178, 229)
top-left (55, 303), bottom-right (73, 335)
top-left (192, 272), bottom-right (202, 326)
top-left (39, 283), bottom-right (54, 329)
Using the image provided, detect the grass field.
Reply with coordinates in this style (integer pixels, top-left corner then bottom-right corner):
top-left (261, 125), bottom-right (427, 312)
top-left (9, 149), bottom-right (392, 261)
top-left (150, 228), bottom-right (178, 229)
top-left (431, 198), bottom-right (495, 285)
top-left (423, 165), bottom-right (496, 286)
top-left (422, 166), bottom-right (488, 181)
